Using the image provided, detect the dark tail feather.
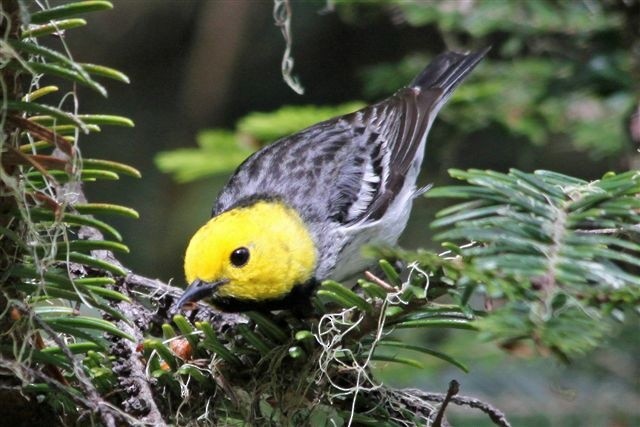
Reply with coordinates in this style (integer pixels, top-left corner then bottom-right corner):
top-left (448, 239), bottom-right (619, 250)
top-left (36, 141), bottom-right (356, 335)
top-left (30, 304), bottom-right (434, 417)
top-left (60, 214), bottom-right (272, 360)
top-left (410, 47), bottom-right (490, 97)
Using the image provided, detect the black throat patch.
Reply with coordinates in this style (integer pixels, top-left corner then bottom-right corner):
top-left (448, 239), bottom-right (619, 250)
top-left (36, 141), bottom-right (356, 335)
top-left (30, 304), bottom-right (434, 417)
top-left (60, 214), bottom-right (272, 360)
top-left (211, 278), bottom-right (319, 314)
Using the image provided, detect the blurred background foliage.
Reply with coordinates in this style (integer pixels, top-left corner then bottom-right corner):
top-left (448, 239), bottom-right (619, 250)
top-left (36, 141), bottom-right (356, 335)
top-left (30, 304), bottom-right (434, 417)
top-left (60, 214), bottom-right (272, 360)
top-left (67, 0), bottom-right (640, 425)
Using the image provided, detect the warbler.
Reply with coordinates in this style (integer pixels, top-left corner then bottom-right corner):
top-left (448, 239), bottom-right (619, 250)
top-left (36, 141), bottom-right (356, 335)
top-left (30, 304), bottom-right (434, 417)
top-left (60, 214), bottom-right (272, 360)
top-left (177, 49), bottom-right (488, 312)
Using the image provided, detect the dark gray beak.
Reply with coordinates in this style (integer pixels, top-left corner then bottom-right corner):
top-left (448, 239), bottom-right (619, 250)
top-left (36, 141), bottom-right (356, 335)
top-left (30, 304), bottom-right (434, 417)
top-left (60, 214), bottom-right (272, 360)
top-left (176, 279), bottom-right (228, 308)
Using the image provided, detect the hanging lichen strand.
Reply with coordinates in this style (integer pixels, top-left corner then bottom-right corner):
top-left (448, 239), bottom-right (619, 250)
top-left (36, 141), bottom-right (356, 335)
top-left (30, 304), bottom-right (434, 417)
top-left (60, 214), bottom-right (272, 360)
top-left (0, 1), bottom-right (140, 425)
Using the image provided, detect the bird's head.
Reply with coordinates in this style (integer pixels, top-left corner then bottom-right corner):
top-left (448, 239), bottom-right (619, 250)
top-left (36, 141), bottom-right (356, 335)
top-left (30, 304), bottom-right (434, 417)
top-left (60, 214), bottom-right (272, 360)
top-left (178, 200), bottom-right (317, 310)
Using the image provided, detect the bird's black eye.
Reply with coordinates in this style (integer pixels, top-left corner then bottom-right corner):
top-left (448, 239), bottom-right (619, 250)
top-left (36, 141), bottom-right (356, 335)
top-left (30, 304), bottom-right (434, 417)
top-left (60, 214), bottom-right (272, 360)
top-left (230, 247), bottom-right (250, 267)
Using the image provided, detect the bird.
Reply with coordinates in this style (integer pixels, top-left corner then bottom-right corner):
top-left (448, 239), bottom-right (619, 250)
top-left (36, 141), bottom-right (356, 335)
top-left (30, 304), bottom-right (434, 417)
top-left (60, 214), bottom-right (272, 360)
top-left (177, 48), bottom-right (488, 312)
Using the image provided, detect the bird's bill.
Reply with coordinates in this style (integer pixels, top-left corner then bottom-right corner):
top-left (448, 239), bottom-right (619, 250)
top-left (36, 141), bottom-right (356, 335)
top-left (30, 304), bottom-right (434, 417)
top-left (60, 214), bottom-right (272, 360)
top-left (177, 278), bottom-right (228, 308)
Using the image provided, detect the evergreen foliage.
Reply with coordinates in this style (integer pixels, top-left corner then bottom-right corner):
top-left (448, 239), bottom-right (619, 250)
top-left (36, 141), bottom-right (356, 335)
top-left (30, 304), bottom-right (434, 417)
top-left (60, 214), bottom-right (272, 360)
top-left (1, 1), bottom-right (638, 426)
top-left (1, 1), bottom-right (138, 424)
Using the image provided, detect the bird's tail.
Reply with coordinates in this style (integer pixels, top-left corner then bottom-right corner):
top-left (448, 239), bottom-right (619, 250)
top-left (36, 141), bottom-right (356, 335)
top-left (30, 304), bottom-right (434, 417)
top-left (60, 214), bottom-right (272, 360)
top-left (410, 47), bottom-right (490, 105)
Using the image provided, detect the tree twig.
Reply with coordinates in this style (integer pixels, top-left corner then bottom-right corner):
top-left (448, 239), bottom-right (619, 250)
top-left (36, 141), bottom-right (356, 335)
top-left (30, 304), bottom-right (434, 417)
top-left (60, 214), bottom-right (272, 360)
top-left (107, 277), bottom-right (167, 426)
top-left (432, 380), bottom-right (459, 427)
top-left (406, 387), bottom-right (512, 427)
top-left (72, 208), bottom-right (168, 425)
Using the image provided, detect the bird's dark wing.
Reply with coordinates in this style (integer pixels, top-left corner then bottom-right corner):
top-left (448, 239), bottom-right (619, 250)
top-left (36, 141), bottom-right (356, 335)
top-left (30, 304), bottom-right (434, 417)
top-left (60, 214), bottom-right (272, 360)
top-left (213, 118), bottom-right (367, 224)
top-left (351, 48), bottom-right (490, 222)
top-left (215, 49), bottom-right (489, 226)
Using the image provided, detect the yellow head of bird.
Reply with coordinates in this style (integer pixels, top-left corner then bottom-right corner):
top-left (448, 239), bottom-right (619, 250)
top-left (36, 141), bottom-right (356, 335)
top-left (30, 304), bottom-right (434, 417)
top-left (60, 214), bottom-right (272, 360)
top-left (178, 201), bottom-right (317, 309)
